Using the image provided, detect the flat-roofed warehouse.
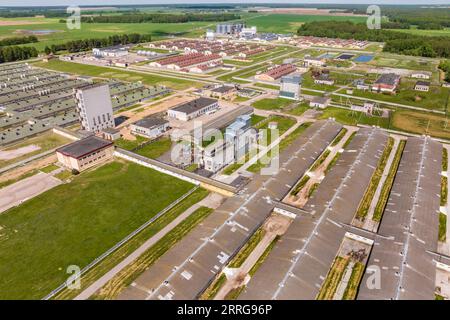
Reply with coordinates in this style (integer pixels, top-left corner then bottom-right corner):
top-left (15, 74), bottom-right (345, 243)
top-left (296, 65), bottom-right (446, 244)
top-left (239, 128), bottom-right (389, 300)
top-left (130, 117), bottom-right (169, 139)
top-left (117, 120), bottom-right (343, 300)
top-left (167, 97), bottom-right (219, 121)
top-left (56, 135), bottom-right (114, 172)
top-left (357, 136), bottom-right (442, 300)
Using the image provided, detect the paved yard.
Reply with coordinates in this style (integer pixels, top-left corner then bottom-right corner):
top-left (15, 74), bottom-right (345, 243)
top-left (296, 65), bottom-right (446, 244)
top-left (0, 172), bottom-right (61, 214)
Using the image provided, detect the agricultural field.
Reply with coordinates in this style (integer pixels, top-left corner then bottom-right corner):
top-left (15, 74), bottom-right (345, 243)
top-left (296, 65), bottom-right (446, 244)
top-left (244, 14), bottom-right (366, 34)
top-left (0, 17), bottom-right (211, 50)
top-left (0, 160), bottom-right (195, 299)
top-left (391, 109), bottom-right (450, 139)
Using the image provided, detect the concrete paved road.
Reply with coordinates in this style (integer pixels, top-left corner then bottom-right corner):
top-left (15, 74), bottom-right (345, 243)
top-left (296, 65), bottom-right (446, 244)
top-left (0, 172), bottom-right (61, 214)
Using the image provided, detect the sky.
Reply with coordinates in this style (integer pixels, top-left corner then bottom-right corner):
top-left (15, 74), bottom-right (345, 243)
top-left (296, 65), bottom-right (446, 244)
top-left (0, 0), bottom-right (449, 7)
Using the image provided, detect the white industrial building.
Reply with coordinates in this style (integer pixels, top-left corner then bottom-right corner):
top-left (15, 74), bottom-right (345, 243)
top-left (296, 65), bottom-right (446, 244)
top-left (130, 117), bottom-right (170, 139)
top-left (75, 84), bottom-right (114, 133)
top-left (201, 114), bottom-right (257, 173)
top-left (310, 96), bottom-right (331, 109)
top-left (92, 46), bottom-right (129, 58)
top-left (279, 74), bottom-right (302, 100)
top-left (411, 71), bottom-right (431, 80)
top-left (167, 97), bottom-right (219, 121)
top-left (240, 26), bottom-right (257, 37)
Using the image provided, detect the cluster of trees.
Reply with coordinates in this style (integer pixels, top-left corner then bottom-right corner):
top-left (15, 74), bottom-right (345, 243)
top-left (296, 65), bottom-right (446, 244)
top-left (349, 6), bottom-right (450, 30)
top-left (0, 9), bottom-right (68, 18)
top-left (0, 46), bottom-right (38, 63)
top-left (298, 21), bottom-right (450, 58)
top-left (44, 33), bottom-right (152, 54)
top-left (0, 35), bottom-right (38, 47)
top-left (439, 60), bottom-right (450, 83)
top-left (78, 13), bottom-right (240, 24)
top-left (383, 8), bottom-right (450, 30)
top-left (381, 22), bottom-right (410, 30)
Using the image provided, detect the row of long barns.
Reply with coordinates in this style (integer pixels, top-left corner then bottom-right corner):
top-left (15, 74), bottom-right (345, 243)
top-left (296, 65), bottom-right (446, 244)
top-left (114, 117), bottom-right (447, 300)
top-left (0, 63), bottom-right (168, 145)
top-left (148, 39), bottom-right (275, 59)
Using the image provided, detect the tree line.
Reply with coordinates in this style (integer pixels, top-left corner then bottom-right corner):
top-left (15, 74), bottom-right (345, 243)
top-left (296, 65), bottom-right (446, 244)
top-left (297, 21), bottom-right (450, 58)
top-left (0, 46), bottom-right (38, 63)
top-left (44, 33), bottom-right (152, 54)
top-left (0, 36), bottom-right (38, 47)
top-left (77, 13), bottom-right (240, 24)
top-left (439, 60), bottom-right (450, 83)
top-left (349, 6), bottom-right (450, 30)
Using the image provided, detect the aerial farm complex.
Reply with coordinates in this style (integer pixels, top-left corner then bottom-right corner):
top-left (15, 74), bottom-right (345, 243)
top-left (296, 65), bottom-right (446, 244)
top-left (1, 3), bottom-right (450, 302)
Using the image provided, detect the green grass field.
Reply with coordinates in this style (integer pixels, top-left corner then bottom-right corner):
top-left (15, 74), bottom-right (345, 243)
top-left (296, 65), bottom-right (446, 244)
top-left (392, 27), bottom-right (450, 37)
top-left (252, 97), bottom-right (296, 111)
top-left (54, 187), bottom-right (209, 300)
top-left (368, 54), bottom-right (439, 72)
top-left (318, 106), bottom-right (390, 128)
top-left (135, 136), bottom-right (172, 159)
top-left (244, 14), bottom-right (366, 34)
top-left (34, 59), bottom-right (200, 90)
top-left (0, 160), bottom-right (194, 299)
top-left (349, 79), bottom-right (450, 111)
top-left (391, 109), bottom-right (450, 140)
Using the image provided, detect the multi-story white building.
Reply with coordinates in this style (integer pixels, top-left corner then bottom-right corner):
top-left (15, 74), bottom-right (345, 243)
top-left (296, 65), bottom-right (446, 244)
top-left (75, 84), bottom-right (114, 133)
top-left (279, 74), bottom-right (302, 100)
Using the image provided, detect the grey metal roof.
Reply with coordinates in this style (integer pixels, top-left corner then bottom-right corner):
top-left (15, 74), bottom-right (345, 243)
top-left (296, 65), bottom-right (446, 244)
top-left (357, 137), bottom-right (442, 300)
top-left (56, 135), bottom-right (113, 159)
top-left (240, 128), bottom-right (389, 300)
top-left (133, 117), bottom-right (168, 130)
top-left (374, 73), bottom-right (400, 86)
top-left (415, 81), bottom-right (430, 87)
top-left (171, 97), bottom-right (218, 115)
top-left (211, 85), bottom-right (235, 94)
top-left (117, 120), bottom-right (343, 300)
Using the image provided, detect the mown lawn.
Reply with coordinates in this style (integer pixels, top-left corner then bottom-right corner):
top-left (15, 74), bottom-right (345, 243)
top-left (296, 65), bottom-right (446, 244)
top-left (318, 106), bottom-right (390, 128)
top-left (0, 160), bottom-right (194, 299)
top-left (135, 136), bottom-right (172, 159)
top-left (252, 97), bottom-right (296, 111)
